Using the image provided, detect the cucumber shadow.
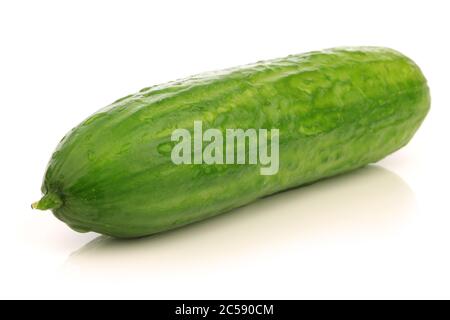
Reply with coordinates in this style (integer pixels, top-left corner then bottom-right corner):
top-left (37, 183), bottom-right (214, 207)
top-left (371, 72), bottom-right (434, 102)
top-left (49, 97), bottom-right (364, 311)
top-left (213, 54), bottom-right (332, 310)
top-left (66, 165), bottom-right (416, 275)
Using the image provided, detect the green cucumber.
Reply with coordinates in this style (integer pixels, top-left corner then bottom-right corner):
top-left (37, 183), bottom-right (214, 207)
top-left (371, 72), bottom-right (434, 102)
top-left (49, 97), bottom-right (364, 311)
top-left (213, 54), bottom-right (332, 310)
top-left (33, 47), bottom-right (430, 238)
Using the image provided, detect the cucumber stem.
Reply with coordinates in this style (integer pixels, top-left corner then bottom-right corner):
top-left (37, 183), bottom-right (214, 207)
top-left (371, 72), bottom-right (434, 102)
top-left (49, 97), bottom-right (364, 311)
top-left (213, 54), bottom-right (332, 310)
top-left (31, 192), bottom-right (63, 211)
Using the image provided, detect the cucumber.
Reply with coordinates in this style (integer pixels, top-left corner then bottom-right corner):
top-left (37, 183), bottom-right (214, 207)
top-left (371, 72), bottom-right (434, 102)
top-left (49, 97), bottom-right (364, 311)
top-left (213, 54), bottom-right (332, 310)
top-left (32, 47), bottom-right (430, 238)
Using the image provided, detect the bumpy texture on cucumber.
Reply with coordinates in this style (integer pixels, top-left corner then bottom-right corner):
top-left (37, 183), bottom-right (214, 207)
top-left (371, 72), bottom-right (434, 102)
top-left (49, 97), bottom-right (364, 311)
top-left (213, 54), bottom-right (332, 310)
top-left (33, 47), bottom-right (430, 238)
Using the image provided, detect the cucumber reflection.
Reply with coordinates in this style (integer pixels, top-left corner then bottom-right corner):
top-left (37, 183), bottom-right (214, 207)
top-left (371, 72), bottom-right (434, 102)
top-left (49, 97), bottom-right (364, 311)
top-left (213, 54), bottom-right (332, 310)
top-left (67, 165), bottom-right (415, 274)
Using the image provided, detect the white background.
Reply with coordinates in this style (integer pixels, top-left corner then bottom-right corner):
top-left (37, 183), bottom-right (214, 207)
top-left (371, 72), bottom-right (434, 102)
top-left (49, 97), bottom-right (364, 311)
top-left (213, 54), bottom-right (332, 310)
top-left (0, 0), bottom-right (449, 299)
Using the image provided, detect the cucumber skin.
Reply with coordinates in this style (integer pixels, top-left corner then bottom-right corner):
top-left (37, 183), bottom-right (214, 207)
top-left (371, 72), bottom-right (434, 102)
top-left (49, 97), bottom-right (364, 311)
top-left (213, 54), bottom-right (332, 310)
top-left (40, 47), bottom-right (430, 238)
